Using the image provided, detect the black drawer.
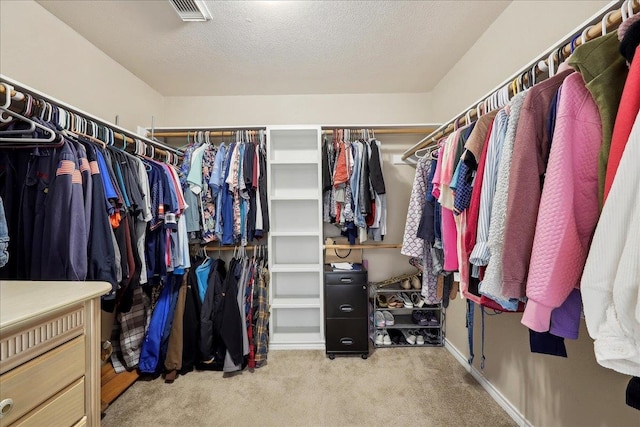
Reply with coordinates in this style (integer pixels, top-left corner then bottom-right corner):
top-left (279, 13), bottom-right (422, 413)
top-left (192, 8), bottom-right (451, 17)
top-left (325, 283), bottom-right (368, 318)
top-left (325, 318), bottom-right (369, 353)
top-left (324, 268), bottom-right (367, 285)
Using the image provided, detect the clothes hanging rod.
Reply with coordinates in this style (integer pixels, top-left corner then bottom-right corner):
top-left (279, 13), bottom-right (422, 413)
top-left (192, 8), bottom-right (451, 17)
top-left (151, 128), bottom-right (266, 138)
top-left (0, 75), bottom-right (184, 157)
top-left (324, 244), bottom-right (402, 250)
top-left (402, 0), bottom-right (638, 160)
top-left (321, 127), bottom-right (438, 136)
top-left (203, 245), bottom-right (266, 252)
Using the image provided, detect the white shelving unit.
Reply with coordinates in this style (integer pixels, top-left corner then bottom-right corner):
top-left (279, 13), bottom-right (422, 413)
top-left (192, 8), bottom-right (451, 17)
top-left (267, 126), bottom-right (324, 349)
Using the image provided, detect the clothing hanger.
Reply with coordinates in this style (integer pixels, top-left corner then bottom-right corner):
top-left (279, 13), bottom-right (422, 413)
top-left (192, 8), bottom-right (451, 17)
top-left (601, 11), bottom-right (615, 35)
top-left (0, 110), bottom-right (60, 146)
top-left (581, 25), bottom-right (592, 45)
top-left (621, 0), bottom-right (629, 21)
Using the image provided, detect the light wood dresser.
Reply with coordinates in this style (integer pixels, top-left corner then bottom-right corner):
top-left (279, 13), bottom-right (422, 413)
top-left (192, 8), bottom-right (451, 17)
top-left (0, 281), bottom-right (111, 427)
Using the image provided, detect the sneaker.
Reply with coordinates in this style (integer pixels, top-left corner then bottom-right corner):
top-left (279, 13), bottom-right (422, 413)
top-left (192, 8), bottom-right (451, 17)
top-left (382, 310), bottom-right (395, 326)
top-left (412, 310), bottom-right (428, 326)
top-left (415, 331), bottom-right (425, 345)
top-left (401, 329), bottom-right (416, 345)
top-left (399, 293), bottom-right (414, 308)
top-left (426, 312), bottom-right (440, 326)
top-left (375, 331), bottom-right (384, 345)
top-left (374, 311), bottom-right (386, 327)
top-left (382, 330), bottom-right (392, 345)
top-left (410, 293), bottom-right (425, 308)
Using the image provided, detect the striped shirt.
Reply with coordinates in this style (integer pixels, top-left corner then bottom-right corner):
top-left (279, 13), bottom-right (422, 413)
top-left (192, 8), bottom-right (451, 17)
top-left (469, 109), bottom-right (509, 267)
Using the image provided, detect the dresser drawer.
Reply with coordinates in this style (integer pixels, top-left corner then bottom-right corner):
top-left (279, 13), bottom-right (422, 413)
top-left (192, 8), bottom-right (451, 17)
top-left (325, 283), bottom-right (368, 318)
top-left (0, 336), bottom-right (85, 426)
top-left (13, 378), bottom-right (84, 427)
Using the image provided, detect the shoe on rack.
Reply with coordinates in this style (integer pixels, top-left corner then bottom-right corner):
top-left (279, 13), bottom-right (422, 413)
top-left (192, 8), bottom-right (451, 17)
top-left (401, 329), bottom-right (416, 345)
top-left (400, 293), bottom-right (414, 308)
top-left (412, 310), bottom-right (428, 326)
top-left (376, 294), bottom-right (388, 308)
top-left (411, 275), bottom-right (421, 290)
top-left (415, 331), bottom-right (425, 345)
top-left (375, 331), bottom-right (384, 345)
top-left (387, 294), bottom-right (403, 308)
top-left (401, 279), bottom-right (411, 290)
top-left (382, 310), bottom-right (395, 326)
top-left (387, 329), bottom-right (402, 345)
top-left (426, 312), bottom-right (440, 326)
top-left (421, 329), bottom-right (441, 345)
top-left (375, 311), bottom-right (386, 327)
top-left (382, 330), bottom-right (392, 345)
top-left (410, 293), bottom-right (425, 308)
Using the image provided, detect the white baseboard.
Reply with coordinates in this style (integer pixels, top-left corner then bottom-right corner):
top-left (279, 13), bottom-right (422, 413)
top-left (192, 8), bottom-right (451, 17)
top-left (444, 339), bottom-right (533, 427)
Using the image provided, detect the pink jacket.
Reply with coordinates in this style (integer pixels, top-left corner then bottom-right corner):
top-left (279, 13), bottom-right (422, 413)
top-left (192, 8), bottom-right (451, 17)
top-left (521, 72), bottom-right (602, 332)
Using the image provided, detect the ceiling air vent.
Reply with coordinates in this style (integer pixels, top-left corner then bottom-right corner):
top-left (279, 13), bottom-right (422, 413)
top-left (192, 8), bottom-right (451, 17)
top-left (169, 0), bottom-right (212, 22)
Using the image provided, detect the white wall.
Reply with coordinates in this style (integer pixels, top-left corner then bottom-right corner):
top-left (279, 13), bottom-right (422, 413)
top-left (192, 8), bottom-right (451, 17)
top-left (0, 0), bottom-right (164, 131)
top-left (429, 0), bottom-right (613, 122)
top-left (162, 93), bottom-right (433, 128)
top-left (436, 1), bottom-right (639, 426)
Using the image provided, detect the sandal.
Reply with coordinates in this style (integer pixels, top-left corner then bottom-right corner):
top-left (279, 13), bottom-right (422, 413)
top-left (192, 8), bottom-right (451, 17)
top-left (387, 295), bottom-right (403, 308)
top-left (376, 294), bottom-right (388, 308)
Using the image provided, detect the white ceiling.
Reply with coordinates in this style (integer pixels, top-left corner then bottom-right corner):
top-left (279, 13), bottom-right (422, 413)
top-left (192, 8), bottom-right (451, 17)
top-left (37, 0), bottom-right (510, 97)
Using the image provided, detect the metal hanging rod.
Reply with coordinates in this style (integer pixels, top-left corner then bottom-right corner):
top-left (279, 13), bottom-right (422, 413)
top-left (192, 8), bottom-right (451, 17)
top-left (402, 0), bottom-right (639, 161)
top-left (321, 126), bottom-right (438, 135)
top-left (0, 75), bottom-right (184, 158)
top-left (149, 126), bottom-right (267, 138)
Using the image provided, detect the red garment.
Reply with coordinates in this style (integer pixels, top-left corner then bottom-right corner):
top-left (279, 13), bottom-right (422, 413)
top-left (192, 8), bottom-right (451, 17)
top-left (333, 134), bottom-right (349, 187)
top-left (604, 45), bottom-right (640, 202)
top-left (463, 120), bottom-right (494, 256)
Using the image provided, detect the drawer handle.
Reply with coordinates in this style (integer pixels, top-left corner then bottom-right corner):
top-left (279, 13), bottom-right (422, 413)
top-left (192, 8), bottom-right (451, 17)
top-left (340, 338), bottom-right (354, 346)
top-left (0, 398), bottom-right (13, 418)
top-left (340, 278), bottom-right (353, 283)
top-left (339, 304), bottom-right (354, 312)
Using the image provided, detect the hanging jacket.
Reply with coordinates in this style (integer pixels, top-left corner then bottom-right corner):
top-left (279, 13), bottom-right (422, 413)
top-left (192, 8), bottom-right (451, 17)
top-left (569, 31), bottom-right (628, 205)
top-left (200, 258), bottom-right (226, 363)
top-left (521, 73), bottom-right (602, 332)
top-left (501, 69), bottom-right (573, 299)
top-left (216, 258), bottom-right (244, 367)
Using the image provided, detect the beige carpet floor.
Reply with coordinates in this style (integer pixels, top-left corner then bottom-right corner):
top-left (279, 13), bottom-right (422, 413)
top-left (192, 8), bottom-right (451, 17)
top-left (102, 347), bottom-right (515, 427)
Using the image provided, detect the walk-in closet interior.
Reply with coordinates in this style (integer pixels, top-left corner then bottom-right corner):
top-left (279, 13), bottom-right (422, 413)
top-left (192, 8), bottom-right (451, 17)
top-left (1, 1), bottom-right (639, 426)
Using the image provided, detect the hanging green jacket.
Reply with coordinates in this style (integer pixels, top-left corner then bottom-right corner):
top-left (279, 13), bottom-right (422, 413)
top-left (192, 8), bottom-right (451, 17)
top-left (569, 31), bottom-right (628, 207)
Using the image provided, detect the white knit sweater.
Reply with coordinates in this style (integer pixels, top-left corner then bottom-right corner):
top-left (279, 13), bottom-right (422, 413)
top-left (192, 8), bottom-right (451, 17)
top-left (581, 111), bottom-right (640, 376)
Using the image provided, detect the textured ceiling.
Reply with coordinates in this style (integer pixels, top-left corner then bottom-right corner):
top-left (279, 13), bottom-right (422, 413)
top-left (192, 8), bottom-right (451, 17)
top-left (37, 0), bottom-right (510, 96)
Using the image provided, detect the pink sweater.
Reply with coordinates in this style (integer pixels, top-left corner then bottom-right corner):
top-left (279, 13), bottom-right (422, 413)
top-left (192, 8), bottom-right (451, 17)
top-left (521, 73), bottom-right (602, 332)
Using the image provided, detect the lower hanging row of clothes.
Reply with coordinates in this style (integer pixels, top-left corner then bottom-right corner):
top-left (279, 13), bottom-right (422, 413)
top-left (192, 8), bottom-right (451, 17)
top-left (109, 248), bottom-right (270, 382)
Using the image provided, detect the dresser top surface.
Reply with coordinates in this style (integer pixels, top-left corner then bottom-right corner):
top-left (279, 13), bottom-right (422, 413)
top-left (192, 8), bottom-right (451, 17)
top-left (0, 281), bottom-right (111, 330)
